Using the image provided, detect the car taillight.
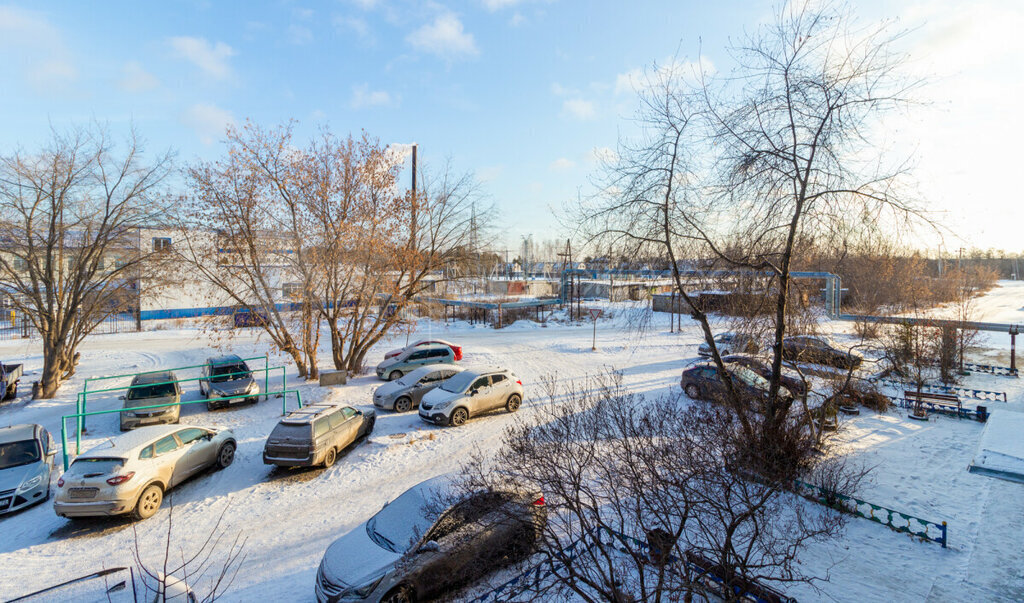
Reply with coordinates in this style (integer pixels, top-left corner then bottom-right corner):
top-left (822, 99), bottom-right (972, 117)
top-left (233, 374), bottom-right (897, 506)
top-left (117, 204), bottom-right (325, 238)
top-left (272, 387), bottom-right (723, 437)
top-left (531, 496), bottom-right (545, 507)
top-left (516, 380), bottom-right (522, 386)
top-left (106, 472), bottom-right (135, 486)
top-left (57, 477), bottom-right (64, 488)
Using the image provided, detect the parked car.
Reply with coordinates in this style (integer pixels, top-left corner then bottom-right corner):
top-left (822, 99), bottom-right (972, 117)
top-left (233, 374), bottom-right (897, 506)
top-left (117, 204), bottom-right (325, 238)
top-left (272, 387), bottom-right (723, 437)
top-left (54, 424), bottom-right (236, 521)
top-left (315, 475), bottom-right (546, 603)
top-left (8, 567), bottom-right (196, 602)
top-left (120, 371), bottom-right (182, 431)
top-left (376, 344), bottom-right (457, 381)
top-left (373, 365), bottom-right (465, 413)
top-left (680, 362), bottom-right (792, 406)
top-left (0, 361), bottom-right (23, 401)
top-left (418, 367), bottom-right (523, 427)
top-left (384, 339), bottom-right (463, 362)
top-left (0, 423), bottom-right (56, 515)
top-left (722, 354), bottom-right (807, 397)
top-left (697, 332), bottom-right (759, 357)
top-left (263, 403), bottom-right (375, 469)
top-left (200, 355), bottom-right (261, 409)
top-left (782, 336), bottom-right (863, 369)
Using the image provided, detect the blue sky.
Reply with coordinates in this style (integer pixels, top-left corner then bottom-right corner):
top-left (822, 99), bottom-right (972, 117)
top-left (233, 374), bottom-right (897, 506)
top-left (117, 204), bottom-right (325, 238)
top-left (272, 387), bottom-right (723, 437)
top-left (0, 1), bottom-right (1021, 255)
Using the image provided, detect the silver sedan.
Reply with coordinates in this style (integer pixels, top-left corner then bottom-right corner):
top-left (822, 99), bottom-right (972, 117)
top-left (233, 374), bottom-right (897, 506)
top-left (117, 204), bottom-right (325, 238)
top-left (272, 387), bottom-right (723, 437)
top-left (373, 364), bottom-right (464, 412)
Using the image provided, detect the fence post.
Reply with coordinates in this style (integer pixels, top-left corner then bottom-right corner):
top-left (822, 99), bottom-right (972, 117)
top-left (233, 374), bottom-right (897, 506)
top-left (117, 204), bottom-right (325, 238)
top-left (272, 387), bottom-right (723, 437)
top-left (941, 521), bottom-right (947, 548)
top-left (264, 353), bottom-right (270, 402)
top-left (61, 421), bottom-right (69, 471)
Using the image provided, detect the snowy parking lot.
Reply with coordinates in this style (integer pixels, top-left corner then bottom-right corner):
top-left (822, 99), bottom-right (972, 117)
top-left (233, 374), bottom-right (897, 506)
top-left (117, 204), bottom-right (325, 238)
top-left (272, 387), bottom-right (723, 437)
top-left (1, 291), bottom-right (1024, 601)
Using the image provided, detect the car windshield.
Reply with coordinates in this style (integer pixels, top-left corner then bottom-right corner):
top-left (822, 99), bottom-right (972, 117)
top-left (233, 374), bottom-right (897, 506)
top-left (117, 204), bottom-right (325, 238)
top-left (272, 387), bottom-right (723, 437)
top-left (366, 484), bottom-right (445, 553)
top-left (715, 334), bottom-right (733, 343)
top-left (731, 365), bottom-right (770, 390)
top-left (439, 371), bottom-right (476, 393)
top-left (0, 439), bottom-right (41, 469)
top-left (398, 367), bottom-right (431, 386)
top-left (127, 382), bottom-right (176, 400)
top-left (211, 364), bottom-right (249, 382)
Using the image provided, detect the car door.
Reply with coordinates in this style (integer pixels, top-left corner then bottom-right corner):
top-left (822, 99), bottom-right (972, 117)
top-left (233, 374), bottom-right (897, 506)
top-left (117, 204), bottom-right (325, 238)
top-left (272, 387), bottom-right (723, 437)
top-left (329, 407), bottom-right (360, 449)
top-left (414, 493), bottom-right (500, 598)
top-left (701, 367), bottom-right (726, 400)
top-left (411, 371), bottom-right (442, 404)
top-left (406, 350), bottom-right (430, 369)
top-left (151, 435), bottom-right (189, 488)
top-left (467, 376), bottom-right (492, 415)
top-left (177, 427), bottom-right (217, 477)
top-left (488, 373), bottom-right (512, 408)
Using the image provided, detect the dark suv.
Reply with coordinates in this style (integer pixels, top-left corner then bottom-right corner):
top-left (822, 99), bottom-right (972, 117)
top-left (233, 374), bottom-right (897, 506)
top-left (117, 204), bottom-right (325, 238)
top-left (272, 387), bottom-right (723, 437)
top-left (681, 362), bottom-right (792, 406)
top-left (200, 355), bottom-right (261, 409)
top-left (722, 354), bottom-right (807, 397)
top-left (263, 403), bottom-right (375, 468)
top-left (782, 336), bottom-right (862, 369)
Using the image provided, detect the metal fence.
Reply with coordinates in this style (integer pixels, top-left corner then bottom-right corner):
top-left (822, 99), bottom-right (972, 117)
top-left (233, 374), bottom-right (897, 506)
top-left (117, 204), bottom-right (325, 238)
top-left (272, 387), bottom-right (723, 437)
top-left (792, 479), bottom-right (948, 547)
top-left (0, 312), bottom-right (138, 341)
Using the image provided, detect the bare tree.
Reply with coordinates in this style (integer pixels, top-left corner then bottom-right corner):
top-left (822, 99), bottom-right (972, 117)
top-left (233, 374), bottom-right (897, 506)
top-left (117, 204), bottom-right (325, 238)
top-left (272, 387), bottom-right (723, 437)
top-left (458, 373), bottom-right (849, 602)
top-left (0, 125), bottom-right (173, 397)
top-left (579, 0), bottom-right (923, 475)
top-left (132, 499), bottom-right (247, 602)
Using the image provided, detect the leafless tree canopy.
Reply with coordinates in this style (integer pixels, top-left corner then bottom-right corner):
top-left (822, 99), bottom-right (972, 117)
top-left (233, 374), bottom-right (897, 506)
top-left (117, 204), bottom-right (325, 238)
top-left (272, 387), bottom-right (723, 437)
top-left (177, 121), bottom-right (482, 377)
top-left (0, 125), bottom-right (173, 397)
top-left (578, 0), bottom-right (925, 471)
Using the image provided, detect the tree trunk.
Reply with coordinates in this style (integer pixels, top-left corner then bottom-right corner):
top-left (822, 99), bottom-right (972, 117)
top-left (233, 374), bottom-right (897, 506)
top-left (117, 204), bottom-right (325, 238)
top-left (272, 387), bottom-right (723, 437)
top-left (39, 341), bottom-right (66, 399)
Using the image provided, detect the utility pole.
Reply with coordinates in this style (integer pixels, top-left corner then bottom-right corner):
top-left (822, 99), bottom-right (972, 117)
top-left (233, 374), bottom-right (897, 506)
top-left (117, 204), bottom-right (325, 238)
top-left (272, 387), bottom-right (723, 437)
top-left (410, 143), bottom-right (418, 250)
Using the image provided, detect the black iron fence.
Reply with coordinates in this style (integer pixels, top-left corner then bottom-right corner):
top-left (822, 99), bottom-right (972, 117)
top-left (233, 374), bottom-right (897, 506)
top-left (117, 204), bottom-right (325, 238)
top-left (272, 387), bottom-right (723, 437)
top-left (0, 312), bottom-right (139, 341)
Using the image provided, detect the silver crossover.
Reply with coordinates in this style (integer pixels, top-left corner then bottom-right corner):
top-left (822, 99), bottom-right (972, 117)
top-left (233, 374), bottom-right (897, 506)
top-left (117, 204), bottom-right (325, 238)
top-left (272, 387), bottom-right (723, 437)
top-left (373, 365), bottom-right (464, 412)
top-left (54, 424), bottom-right (236, 521)
top-left (418, 367), bottom-right (524, 427)
top-left (0, 423), bottom-right (56, 514)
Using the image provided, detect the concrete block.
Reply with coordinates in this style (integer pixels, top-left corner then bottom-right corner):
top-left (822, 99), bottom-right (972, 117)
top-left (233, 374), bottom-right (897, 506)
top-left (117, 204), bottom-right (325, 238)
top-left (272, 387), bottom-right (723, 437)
top-left (319, 370), bottom-right (347, 386)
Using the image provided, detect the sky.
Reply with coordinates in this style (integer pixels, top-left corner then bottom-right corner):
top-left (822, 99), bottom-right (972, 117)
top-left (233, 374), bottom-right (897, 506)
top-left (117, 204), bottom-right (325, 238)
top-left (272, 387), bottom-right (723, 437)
top-left (0, 0), bottom-right (1021, 256)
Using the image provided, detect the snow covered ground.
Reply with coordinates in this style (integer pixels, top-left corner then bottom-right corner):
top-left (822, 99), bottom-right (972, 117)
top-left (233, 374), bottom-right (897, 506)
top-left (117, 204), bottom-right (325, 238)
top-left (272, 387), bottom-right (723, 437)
top-left (1, 286), bottom-right (1023, 601)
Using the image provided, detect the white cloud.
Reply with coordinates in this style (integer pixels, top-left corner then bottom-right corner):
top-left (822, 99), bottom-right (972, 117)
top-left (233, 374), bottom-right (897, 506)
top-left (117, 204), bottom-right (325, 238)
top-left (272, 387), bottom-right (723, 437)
top-left (549, 157), bottom-right (575, 171)
top-left (615, 56), bottom-right (714, 95)
top-left (482, 0), bottom-right (524, 10)
top-left (407, 14), bottom-right (478, 59)
top-left (350, 83), bottom-right (395, 109)
top-left (509, 13), bottom-right (525, 26)
top-left (562, 98), bottom-right (595, 120)
top-left (0, 6), bottom-right (77, 94)
top-left (181, 103), bottom-right (234, 145)
top-left (287, 24), bottom-right (313, 45)
top-left (169, 36), bottom-right (236, 79)
top-left (351, 0), bottom-right (379, 9)
top-left (589, 146), bottom-right (617, 165)
top-left (335, 15), bottom-right (371, 39)
top-left (118, 61), bottom-right (159, 92)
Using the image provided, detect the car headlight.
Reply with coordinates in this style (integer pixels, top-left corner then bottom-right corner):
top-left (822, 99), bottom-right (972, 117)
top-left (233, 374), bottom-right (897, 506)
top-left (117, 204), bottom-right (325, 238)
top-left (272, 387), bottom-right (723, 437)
top-left (434, 399), bottom-right (454, 411)
top-left (342, 575), bottom-right (385, 599)
top-left (17, 474), bottom-right (43, 492)
top-left (247, 382), bottom-right (259, 394)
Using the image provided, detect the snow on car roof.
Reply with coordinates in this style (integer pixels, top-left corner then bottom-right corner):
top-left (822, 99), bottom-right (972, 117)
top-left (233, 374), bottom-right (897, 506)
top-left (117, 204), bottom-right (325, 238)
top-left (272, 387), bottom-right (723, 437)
top-left (280, 403), bottom-right (346, 424)
top-left (0, 423), bottom-right (38, 443)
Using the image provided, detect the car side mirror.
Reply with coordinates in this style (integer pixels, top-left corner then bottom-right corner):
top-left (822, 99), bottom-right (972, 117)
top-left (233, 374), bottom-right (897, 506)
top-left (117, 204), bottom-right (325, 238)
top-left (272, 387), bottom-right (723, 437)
top-left (118, 395), bottom-right (126, 400)
top-left (47, 447), bottom-right (57, 458)
top-left (418, 540), bottom-right (440, 554)
top-left (413, 383), bottom-right (423, 388)
top-left (470, 389), bottom-right (478, 396)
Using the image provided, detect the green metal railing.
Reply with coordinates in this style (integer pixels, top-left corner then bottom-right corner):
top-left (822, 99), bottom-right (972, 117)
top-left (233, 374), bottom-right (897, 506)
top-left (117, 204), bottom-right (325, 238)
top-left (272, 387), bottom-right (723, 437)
top-left (83, 355), bottom-right (271, 399)
top-left (59, 389), bottom-right (305, 470)
top-left (74, 363), bottom-right (287, 454)
top-left (793, 479), bottom-right (948, 547)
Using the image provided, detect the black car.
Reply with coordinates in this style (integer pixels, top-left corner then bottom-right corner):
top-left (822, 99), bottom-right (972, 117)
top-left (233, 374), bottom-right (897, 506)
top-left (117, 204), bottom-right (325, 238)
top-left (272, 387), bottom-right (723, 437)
top-left (680, 362), bottom-right (792, 405)
top-left (722, 354), bottom-right (807, 397)
top-left (781, 336), bottom-right (862, 369)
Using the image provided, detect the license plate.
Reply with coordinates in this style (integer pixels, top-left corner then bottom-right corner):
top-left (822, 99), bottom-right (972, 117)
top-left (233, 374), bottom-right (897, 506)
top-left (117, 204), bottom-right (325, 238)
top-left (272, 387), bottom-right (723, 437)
top-left (69, 488), bottom-right (98, 499)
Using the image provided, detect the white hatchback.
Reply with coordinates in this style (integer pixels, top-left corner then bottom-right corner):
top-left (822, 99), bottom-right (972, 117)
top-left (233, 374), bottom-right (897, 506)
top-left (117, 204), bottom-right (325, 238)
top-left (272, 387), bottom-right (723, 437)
top-left (418, 367), bottom-right (523, 427)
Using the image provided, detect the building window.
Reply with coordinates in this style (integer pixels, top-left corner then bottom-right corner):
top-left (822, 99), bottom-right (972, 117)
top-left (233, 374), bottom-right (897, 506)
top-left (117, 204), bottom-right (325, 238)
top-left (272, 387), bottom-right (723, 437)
top-left (152, 237), bottom-right (172, 252)
top-left (282, 283), bottom-right (303, 300)
top-left (12, 258), bottom-right (28, 272)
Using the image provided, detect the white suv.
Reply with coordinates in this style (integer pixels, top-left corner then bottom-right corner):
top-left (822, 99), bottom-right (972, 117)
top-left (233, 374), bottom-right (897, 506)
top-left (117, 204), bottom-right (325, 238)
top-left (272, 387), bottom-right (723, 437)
top-left (418, 367), bottom-right (523, 427)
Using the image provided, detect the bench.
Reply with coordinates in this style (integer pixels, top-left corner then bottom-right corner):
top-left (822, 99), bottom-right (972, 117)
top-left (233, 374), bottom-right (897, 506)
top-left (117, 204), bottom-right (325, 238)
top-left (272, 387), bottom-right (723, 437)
top-left (904, 390), bottom-right (961, 417)
top-left (684, 550), bottom-right (796, 603)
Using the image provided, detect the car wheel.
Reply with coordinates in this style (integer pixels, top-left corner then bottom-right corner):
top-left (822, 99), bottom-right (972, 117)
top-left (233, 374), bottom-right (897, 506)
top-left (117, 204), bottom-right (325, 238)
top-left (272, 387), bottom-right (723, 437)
top-left (364, 416), bottom-right (376, 436)
top-left (216, 442), bottom-right (236, 469)
top-left (323, 447), bottom-right (337, 468)
top-left (684, 384), bottom-right (701, 400)
top-left (388, 370), bottom-right (403, 381)
top-left (381, 585), bottom-right (415, 603)
top-left (394, 396), bottom-right (412, 413)
top-left (505, 394), bottom-right (522, 413)
top-left (450, 407), bottom-right (469, 427)
top-left (133, 484), bottom-right (163, 520)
